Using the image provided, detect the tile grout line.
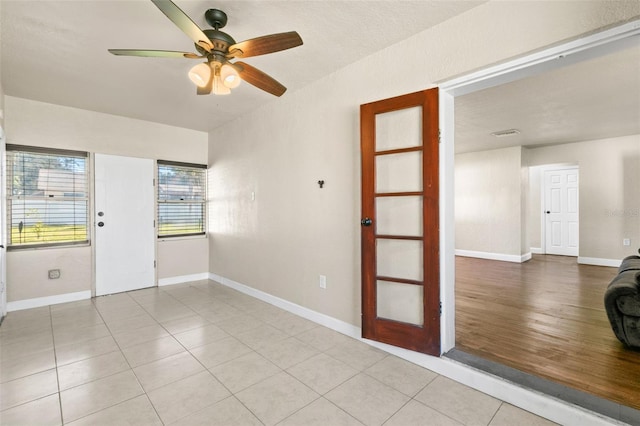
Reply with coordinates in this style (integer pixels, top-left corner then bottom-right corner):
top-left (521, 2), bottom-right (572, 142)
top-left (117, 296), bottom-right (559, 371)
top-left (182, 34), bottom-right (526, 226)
top-left (137, 283), bottom-right (265, 426)
top-left (75, 293), bottom-right (164, 426)
top-left (48, 304), bottom-right (65, 425)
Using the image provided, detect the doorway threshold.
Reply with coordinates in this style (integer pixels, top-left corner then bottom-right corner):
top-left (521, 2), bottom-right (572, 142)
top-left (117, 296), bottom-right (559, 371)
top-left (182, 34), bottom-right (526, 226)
top-left (444, 349), bottom-right (639, 425)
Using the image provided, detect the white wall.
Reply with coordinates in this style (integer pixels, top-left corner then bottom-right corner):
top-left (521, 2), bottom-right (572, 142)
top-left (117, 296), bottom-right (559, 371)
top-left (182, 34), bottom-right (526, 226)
top-left (528, 134), bottom-right (640, 262)
top-left (0, 0), bottom-right (5, 318)
top-left (455, 146), bottom-right (528, 260)
top-left (208, 1), bottom-right (640, 326)
top-left (0, 0), bottom-right (4, 128)
top-left (5, 97), bottom-right (208, 304)
top-left (528, 166), bottom-right (542, 251)
top-left (455, 135), bottom-right (640, 264)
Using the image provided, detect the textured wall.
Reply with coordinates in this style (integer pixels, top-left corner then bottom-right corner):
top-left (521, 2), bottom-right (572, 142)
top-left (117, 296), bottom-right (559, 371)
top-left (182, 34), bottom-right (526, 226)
top-left (5, 97), bottom-right (208, 303)
top-left (455, 146), bottom-right (524, 257)
top-left (208, 1), bottom-right (640, 326)
top-left (528, 134), bottom-right (640, 261)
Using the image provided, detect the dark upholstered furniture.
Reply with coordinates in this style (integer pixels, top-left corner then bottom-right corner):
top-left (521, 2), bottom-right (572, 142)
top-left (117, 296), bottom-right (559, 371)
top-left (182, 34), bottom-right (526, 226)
top-left (604, 255), bottom-right (640, 349)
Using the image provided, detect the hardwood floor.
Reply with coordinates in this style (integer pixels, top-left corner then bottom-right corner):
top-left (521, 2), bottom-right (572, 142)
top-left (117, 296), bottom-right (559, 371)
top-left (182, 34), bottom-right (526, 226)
top-left (455, 254), bottom-right (640, 410)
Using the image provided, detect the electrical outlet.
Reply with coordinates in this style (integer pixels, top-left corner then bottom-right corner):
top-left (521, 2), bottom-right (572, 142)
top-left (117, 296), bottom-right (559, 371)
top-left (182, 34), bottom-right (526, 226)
top-left (623, 238), bottom-right (631, 246)
top-left (319, 275), bottom-right (327, 289)
top-left (48, 269), bottom-right (61, 280)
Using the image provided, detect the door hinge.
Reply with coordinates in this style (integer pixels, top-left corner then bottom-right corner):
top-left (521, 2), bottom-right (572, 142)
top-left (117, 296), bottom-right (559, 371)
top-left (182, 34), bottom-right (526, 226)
top-left (154, 260), bottom-right (156, 268)
top-left (438, 129), bottom-right (442, 143)
top-left (153, 219), bottom-right (156, 228)
top-left (439, 301), bottom-right (442, 316)
top-left (153, 178), bottom-right (155, 186)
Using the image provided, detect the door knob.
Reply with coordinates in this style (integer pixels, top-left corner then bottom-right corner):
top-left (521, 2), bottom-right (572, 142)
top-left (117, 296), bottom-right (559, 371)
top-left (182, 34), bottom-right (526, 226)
top-left (98, 222), bottom-right (105, 227)
top-left (545, 211), bottom-right (551, 214)
top-left (361, 217), bottom-right (372, 227)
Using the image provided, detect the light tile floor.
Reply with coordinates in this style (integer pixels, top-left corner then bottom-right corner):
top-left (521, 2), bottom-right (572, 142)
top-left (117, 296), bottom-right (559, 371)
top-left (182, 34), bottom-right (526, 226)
top-left (0, 280), bottom-right (558, 425)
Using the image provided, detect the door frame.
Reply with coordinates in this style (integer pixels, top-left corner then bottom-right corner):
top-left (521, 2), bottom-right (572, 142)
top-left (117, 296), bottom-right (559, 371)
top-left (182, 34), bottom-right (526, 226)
top-left (438, 20), bottom-right (640, 353)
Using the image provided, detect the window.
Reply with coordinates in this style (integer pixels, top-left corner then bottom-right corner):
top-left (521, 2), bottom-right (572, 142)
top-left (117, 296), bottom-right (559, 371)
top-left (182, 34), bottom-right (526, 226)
top-left (157, 160), bottom-right (207, 238)
top-left (7, 145), bottom-right (89, 249)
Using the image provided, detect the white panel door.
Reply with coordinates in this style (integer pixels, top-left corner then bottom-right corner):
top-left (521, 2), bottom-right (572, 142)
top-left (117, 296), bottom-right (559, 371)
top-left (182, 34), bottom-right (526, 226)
top-left (95, 154), bottom-right (155, 296)
top-left (544, 167), bottom-right (579, 256)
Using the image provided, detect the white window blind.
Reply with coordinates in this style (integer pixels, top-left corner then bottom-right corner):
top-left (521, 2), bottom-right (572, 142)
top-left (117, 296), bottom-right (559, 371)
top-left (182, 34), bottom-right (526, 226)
top-left (157, 161), bottom-right (207, 238)
top-left (7, 145), bottom-right (89, 248)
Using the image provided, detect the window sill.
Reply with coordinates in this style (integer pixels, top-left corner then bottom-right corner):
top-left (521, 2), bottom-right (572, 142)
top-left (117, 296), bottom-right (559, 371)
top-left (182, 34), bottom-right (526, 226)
top-left (157, 234), bottom-right (207, 243)
top-left (7, 241), bottom-right (91, 252)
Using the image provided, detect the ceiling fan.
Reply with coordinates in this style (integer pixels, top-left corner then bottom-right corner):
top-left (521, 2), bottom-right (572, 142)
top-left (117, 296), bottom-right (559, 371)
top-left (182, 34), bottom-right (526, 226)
top-left (108, 0), bottom-right (303, 96)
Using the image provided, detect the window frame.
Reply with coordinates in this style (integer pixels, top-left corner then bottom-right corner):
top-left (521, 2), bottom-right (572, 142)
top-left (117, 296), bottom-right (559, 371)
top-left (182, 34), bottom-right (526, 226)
top-left (156, 160), bottom-right (207, 239)
top-left (6, 144), bottom-right (90, 250)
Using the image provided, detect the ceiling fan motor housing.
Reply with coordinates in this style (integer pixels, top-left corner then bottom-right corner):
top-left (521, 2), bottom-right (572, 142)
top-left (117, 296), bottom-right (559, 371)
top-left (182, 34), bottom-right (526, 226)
top-left (196, 29), bottom-right (236, 56)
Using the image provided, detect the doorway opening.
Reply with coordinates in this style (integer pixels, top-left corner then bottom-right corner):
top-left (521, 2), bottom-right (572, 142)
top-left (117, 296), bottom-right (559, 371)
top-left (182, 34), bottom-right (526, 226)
top-left (439, 20), bottom-right (640, 419)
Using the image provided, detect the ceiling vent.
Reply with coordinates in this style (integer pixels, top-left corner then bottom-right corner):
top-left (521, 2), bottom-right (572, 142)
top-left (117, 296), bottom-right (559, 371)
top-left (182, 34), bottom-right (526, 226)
top-left (491, 129), bottom-right (521, 137)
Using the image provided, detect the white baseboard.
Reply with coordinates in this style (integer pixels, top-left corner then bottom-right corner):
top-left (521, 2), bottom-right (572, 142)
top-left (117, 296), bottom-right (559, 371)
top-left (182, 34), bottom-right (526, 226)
top-left (531, 247), bottom-right (543, 254)
top-left (7, 290), bottom-right (92, 312)
top-left (578, 257), bottom-right (621, 268)
top-left (208, 273), bottom-right (360, 337)
top-left (208, 272), bottom-right (621, 426)
top-left (158, 273), bottom-right (210, 287)
top-left (456, 249), bottom-right (532, 263)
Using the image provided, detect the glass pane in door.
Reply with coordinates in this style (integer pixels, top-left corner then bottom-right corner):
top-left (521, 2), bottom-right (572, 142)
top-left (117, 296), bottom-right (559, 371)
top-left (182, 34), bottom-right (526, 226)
top-left (376, 151), bottom-right (422, 193)
top-left (376, 196), bottom-right (422, 236)
top-left (376, 239), bottom-right (423, 281)
top-left (377, 280), bottom-right (424, 326)
top-left (375, 106), bottom-right (422, 151)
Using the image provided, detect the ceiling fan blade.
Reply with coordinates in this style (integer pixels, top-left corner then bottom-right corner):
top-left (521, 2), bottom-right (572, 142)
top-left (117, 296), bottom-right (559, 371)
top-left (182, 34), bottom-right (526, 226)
top-left (228, 32), bottom-right (303, 59)
top-left (151, 0), bottom-right (213, 52)
top-left (108, 49), bottom-right (202, 59)
top-left (235, 61), bottom-right (286, 97)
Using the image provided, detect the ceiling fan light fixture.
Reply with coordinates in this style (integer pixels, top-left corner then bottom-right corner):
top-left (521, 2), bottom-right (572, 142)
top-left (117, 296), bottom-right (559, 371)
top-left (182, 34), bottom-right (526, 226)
top-left (188, 62), bottom-right (211, 87)
top-left (220, 64), bottom-right (241, 89)
top-left (212, 71), bottom-right (231, 95)
top-left (108, 2), bottom-right (302, 96)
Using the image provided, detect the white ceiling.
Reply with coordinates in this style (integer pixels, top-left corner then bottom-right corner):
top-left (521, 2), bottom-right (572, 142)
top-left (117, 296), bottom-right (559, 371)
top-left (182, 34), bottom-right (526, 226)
top-left (2, 1), bottom-right (638, 151)
top-left (1, 0), bottom-right (483, 132)
top-left (455, 36), bottom-right (640, 154)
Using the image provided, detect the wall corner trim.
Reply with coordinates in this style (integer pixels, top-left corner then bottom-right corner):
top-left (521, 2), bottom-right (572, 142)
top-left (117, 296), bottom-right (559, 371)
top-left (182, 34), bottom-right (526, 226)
top-left (7, 290), bottom-right (91, 312)
top-left (158, 273), bottom-right (210, 287)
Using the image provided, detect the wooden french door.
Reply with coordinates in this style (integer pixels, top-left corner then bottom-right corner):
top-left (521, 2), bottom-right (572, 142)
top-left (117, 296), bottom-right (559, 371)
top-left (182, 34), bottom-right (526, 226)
top-left (360, 88), bottom-right (440, 355)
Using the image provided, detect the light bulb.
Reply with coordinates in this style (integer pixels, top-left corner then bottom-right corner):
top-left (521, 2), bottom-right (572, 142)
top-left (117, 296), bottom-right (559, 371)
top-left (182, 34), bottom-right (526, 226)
top-left (220, 64), bottom-right (241, 89)
top-left (188, 63), bottom-right (211, 87)
top-left (212, 75), bottom-right (231, 95)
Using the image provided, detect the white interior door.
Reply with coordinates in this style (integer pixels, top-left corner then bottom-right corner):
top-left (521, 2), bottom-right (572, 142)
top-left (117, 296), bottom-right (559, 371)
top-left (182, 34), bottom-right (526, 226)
top-left (95, 154), bottom-right (155, 296)
top-left (544, 167), bottom-right (579, 256)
